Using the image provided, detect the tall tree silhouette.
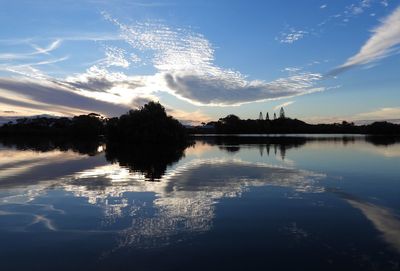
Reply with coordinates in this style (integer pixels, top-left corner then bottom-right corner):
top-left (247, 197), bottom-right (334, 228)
top-left (279, 107), bottom-right (285, 119)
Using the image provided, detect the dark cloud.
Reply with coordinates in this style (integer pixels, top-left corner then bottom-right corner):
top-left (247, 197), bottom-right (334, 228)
top-left (165, 73), bottom-right (322, 105)
top-left (0, 78), bottom-right (130, 116)
top-left (65, 76), bottom-right (144, 93)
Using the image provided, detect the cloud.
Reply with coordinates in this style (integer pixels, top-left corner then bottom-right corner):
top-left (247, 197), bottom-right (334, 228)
top-left (65, 65), bottom-right (143, 92)
top-left (30, 39), bottom-right (62, 55)
top-left (1, 13), bottom-right (326, 117)
top-left (355, 107), bottom-right (400, 120)
top-left (320, 4), bottom-right (327, 9)
top-left (331, 5), bottom-right (400, 75)
top-left (0, 39), bottom-right (61, 61)
top-left (0, 53), bottom-right (33, 61)
top-left (277, 28), bottom-right (308, 44)
top-left (0, 78), bottom-right (129, 116)
top-left (164, 72), bottom-right (322, 106)
top-left (102, 46), bottom-right (130, 68)
top-left (274, 101), bottom-right (295, 111)
top-left (347, 0), bottom-right (371, 15)
top-left (101, 15), bottom-right (323, 105)
top-left (166, 108), bottom-right (211, 125)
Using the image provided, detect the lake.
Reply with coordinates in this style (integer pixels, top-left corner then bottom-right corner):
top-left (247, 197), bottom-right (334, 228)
top-left (0, 135), bottom-right (399, 270)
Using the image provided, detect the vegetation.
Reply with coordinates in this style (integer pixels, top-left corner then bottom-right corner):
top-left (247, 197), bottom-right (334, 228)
top-left (106, 101), bottom-right (187, 143)
top-left (190, 113), bottom-right (400, 135)
top-left (0, 114), bottom-right (106, 137)
top-left (1, 103), bottom-right (399, 139)
top-left (0, 102), bottom-right (188, 143)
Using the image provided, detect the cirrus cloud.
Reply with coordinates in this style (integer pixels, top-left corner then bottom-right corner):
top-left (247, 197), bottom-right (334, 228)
top-left (331, 5), bottom-right (400, 75)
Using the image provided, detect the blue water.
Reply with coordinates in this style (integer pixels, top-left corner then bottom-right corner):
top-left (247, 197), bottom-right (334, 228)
top-left (0, 136), bottom-right (399, 270)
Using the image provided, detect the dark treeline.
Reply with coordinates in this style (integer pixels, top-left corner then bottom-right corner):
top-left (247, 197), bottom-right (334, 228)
top-left (0, 102), bottom-right (188, 143)
top-left (0, 113), bottom-right (106, 137)
top-left (189, 114), bottom-right (400, 135)
top-left (1, 103), bottom-right (400, 138)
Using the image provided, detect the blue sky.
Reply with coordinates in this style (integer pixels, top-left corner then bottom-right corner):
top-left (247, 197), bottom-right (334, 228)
top-left (0, 0), bottom-right (399, 124)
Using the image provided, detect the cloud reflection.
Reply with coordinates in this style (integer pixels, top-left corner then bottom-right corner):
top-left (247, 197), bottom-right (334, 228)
top-left (338, 192), bottom-right (400, 254)
top-left (0, 139), bottom-right (326, 250)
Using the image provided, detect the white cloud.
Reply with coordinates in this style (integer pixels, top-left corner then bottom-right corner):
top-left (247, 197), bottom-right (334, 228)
top-left (30, 39), bottom-right (62, 55)
top-left (100, 15), bottom-right (323, 105)
top-left (0, 13), bottom-right (326, 118)
top-left (320, 4), bottom-right (327, 9)
top-left (102, 46), bottom-right (130, 68)
top-left (273, 101), bottom-right (295, 111)
top-left (355, 107), bottom-right (400, 120)
top-left (0, 39), bottom-right (61, 61)
top-left (331, 6), bottom-right (400, 74)
top-left (277, 29), bottom-right (308, 44)
top-left (0, 53), bottom-right (33, 61)
top-left (346, 0), bottom-right (372, 16)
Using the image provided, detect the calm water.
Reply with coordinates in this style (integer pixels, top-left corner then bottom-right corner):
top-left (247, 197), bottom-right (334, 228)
top-left (0, 136), bottom-right (399, 270)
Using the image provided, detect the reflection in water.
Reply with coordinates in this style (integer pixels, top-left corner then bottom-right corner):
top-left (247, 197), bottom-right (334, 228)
top-left (201, 136), bottom-right (308, 160)
top-left (0, 135), bottom-right (399, 269)
top-left (335, 191), bottom-right (400, 254)
top-left (0, 137), bottom-right (327, 249)
top-left (60, 156), bottom-right (325, 249)
top-left (0, 136), bottom-right (102, 155)
top-left (105, 142), bottom-right (189, 181)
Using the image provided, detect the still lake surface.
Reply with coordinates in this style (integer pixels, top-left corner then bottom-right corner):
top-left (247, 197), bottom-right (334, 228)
top-left (0, 135), bottom-right (399, 270)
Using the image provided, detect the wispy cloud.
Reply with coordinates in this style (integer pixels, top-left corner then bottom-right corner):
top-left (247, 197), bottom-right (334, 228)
top-left (0, 39), bottom-right (61, 61)
top-left (355, 107), bottom-right (400, 120)
top-left (1, 11), bottom-right (330, 116)
top-left (320, 4), bottom-right (328, 9)
top-left (274, 101), bottom-right (295, 111)
top-left (346, 0), bottom-right (372, 16)
top-left (102, 46), bottom-right (131, 68)
top-left (381, 0), bottom-right (389, 7)
top-left (0, 78), bottom-right (130, 117)
top-left (277, 28), bottom-right (308, 44)
top-left (98, 14), bottom-right (324, 105)
top-left (30, 39), bottom-right (62, 55)
top-left (330, 5), bottom-right (400, 75)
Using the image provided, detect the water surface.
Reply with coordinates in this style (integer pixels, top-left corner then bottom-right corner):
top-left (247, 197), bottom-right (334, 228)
top-left (0, 136), bottom-right (399, 270)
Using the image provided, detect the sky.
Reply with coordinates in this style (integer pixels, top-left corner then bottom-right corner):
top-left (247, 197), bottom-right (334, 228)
top-left (0, 0), bottom-right (399, 124)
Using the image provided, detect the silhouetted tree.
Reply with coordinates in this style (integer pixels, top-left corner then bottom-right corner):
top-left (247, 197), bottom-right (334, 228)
top-left (266, 112), bottom-right (269, 120)
top-left (279, 107), bottom-right (285, 119)
top-left (273, 113), bottom-right (277, 120)
top-left (106, 101), bottom-right (187, 143)
top-left (71, 114), bottom-right (105, 137)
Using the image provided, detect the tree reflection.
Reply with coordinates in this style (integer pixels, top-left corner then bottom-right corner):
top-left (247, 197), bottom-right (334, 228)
top-left (105, 142), bottom-right (190, 181)
top-left (0, 136), bottom-right (102, 156)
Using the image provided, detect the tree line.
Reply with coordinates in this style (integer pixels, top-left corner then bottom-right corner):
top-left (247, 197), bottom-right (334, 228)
top-left (1, 102), bottom-right (399, 138)
top-left (190, 113), bottom-right (400, 135)
top-left (0, 102), bottom-right (188, 143)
